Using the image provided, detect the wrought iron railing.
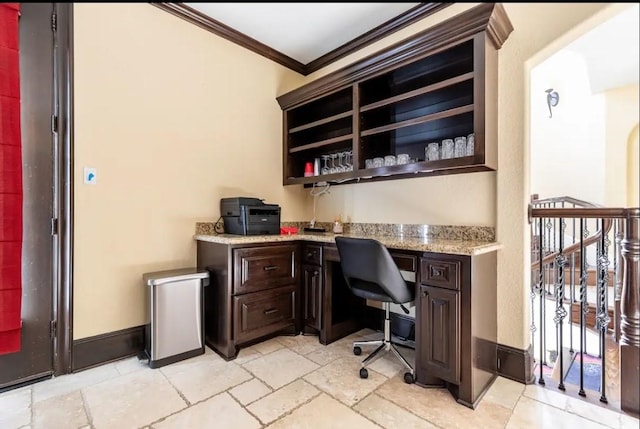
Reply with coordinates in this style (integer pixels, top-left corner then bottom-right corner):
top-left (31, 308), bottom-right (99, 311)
top-left (529, 197), bottom-right (639, 414)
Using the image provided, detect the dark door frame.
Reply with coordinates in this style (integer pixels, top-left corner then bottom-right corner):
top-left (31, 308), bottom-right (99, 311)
top-left (52, 2), bottom-right (74, 376)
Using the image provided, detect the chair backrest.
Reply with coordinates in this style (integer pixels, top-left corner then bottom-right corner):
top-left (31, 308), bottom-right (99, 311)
top-left (334, 236), bottom-right (413, 304)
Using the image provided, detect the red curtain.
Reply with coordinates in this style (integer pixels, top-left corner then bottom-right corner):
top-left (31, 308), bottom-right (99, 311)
top-left (0, 3), bottom-right (22, 355)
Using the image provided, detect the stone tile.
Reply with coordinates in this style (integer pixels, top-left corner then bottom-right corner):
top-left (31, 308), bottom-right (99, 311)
top-left (160, 353), bottom-right (252, 404)
top-left (114, 356), bottom-right (149, 375)
top-left (242, 348), bottom-right (319, 390)
top-left (354, 393), bottom-right (437, 429)
top-left (83, 369), bottom-right (186, 429)
top-left (276, 334), bottom-right (324, 355)
top-left (303, 339), bottom-right (356, 366)
top-left (565, 396), bottom-right (622, 428)
top-left (265, 393), bottom-right (380, 429)
top-left (303, 357), bottom-right (387, 407)
top-left (620, 413), bottom-right (640, 429)
top-left (251, 337), bottom-right (285, 355)
top-left (33, 390), bottom-right (88, 429)
top-left (232, 344), bottom-right (264, 365)
top-left (522, 384), bottom-right (569, 410)
top-left (228, 378), bottom-right (272, 405)
top-left (482, 376), bottom-right (525, 410)
top-left (33, 364), bottom-right (119, 403)
top-left (247, 379), bottom-right (320, 424)
top-left (507, 396), bottom-right (609, 429)
top-left (0, 385), bottom-right (31, 429)
top-left (365, 346), bottom-right (414, 379)
top-left (377, 375), bottom-right (511, 429)
top-left (152, 392), bottom-right (260, 429)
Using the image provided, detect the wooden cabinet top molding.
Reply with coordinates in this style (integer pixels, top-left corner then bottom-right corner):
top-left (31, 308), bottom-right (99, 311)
top-left (276, 3), bottom-right (513, 110)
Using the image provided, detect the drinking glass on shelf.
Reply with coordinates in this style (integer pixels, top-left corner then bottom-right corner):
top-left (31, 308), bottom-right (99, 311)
top-left (321, 154), bottom-right (330, 175)
top-left (329, 153), bottom-right (338, 174)
top-left (441, 139), bottom-right (454, 159)
top-left (365, 158), bottom-right (373, 169)
top-left (373, 157), bottom-right (384, 168)
top-left (397, 153), bottom-right (410, 165)
top-left (344, 150), bottom-right (353, 171)
top-left (454, 136), bottom-right (467, 158)
top-left (466, 133), bottom-right (475, 156)
top-left (426, 142), bottom-right (440, 161)
top-left (337, 151), bottom-right (345, 172)
top-left (384, 155), bottom-right (396, 166)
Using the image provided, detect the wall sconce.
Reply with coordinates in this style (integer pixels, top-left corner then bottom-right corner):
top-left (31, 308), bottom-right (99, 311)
top-left (545, 88), bottom-right (559, 118)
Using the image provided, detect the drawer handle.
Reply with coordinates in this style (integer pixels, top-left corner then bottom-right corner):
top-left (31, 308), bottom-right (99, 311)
top-left (431, 267), bottom-right (444, 277)
top-left (306, 252), bottom-right (314, 258)
top-left (264, 308), bottom-right (279, 315)
top-left (263, 265), bottom-right (278, 272)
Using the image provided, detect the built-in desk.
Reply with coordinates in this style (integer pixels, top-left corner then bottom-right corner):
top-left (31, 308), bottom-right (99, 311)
top-left (195, 231), bottom-right (500, 408)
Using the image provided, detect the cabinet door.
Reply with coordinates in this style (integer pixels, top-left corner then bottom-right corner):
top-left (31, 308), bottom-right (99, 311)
top-left (419, 285), bottom-right (460, 383)
top-left (302, 264), bottom-right (322, 331)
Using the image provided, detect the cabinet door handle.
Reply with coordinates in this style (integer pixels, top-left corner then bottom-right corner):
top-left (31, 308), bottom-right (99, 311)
top-left (264, 308), bottom-right (279, 315)
top-left (307, 253), bottom-right (314, 259)
top-left (421, 291), bottom-right (428, 297)
top-left (263, 265), bottom-right (278, 272)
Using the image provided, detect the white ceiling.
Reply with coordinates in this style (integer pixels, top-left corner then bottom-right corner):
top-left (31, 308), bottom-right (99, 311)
top-left (565, 4), bottom-right (639, 94)
top-left (184, 2), bottom-right (420, 64)
top-left (181, 3), bottom-right (638, 91)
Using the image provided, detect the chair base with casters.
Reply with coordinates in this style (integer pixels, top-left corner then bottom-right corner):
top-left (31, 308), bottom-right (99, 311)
top-left (353, 302), bottom-right (414, 384)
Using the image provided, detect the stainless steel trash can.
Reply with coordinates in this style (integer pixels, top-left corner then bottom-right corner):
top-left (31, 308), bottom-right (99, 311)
top-left (143, 268), bottom-right (209, 368)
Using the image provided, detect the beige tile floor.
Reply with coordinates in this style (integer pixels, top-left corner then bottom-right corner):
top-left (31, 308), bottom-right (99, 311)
top-left (1, 329), bottom-right (638, 429)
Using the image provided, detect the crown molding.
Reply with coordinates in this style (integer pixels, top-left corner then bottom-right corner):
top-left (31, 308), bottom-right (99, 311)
top-left (151, 3), bottom-right (453, 76)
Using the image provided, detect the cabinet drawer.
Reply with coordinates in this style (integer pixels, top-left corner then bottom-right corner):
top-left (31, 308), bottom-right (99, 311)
top-left (233, 285), bottom-right (296, 344)
top-left (302, 244), bottom-right (322, 266)
top-left (420, 258), bottom-right (460, 290)
top-left (233, 245), bottom-right (296, 294)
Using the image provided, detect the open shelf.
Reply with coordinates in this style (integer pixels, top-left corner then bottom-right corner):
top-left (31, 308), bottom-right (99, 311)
top-left (361, 104), bottom-right (473, 137)
top-left (289, 110), bottom-right (353, 134)
top-left (277, 4), bottom-right (514, 186)
top-left (289, 134), bottom-right (353, 153)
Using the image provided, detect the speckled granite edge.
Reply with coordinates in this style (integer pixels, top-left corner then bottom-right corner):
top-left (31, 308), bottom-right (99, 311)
top-left (196, 221), bottom-right (494, 242)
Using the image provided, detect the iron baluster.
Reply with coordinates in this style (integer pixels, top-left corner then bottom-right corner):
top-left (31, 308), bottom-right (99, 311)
top-left (578, 218), bottom-right (586, 397)
top-left (597, 219), bottom-right (610, 404)
top-left (539, 217), bottom-right (546, 385)
top-left (553, 219), bottom-right (567, 391)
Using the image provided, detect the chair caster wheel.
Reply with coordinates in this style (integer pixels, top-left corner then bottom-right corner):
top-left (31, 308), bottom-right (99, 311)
top-left (404, 372), bottom-right (415, 384)
top-left (353, 346), bottom-right (362, 356)
top-left (359, 368), bottom-right (368, 379)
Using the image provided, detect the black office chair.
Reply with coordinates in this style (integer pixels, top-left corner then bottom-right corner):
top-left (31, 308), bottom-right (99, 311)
top-left (334, 236), bottom-right (415, 384)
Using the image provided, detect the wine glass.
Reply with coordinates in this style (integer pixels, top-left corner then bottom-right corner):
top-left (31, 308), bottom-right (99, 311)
top-left (321, 154), bottom-right (330, 175)
top-left (329, 153), bottom-right (338, 174)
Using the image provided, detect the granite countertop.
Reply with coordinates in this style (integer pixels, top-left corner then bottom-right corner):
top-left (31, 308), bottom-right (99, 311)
top-left (194, 231), bottom-right (501, 256)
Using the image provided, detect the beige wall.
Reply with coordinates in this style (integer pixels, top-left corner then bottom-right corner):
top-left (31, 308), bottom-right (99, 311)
top-left (629, 125), bottom-right (640, 207)
top-left (604, 84), bottom-right (640, 206)
top-left (73, 2), bottom-right (629, 349)
top-left (283, 2), bottom-right (619, 349)
top-left (530, 50), bottom-right (607, 204)
top-left (73, 3), bottom-right (307, 339)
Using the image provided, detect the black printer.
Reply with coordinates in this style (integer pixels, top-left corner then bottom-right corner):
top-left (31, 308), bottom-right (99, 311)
top-left (220, 197), bottom-right (281, 236)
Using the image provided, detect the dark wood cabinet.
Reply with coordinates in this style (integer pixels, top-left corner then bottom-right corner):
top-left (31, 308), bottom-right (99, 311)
top-left (418, 285), bottom-right (460, 383)
top-left (276, 3), bottom-right (512, 186)
top-left (415, 252), bottom-right (497, 409)
top-left (301, 264), bottom-right (322, 332)
top-left (301, 243), bottom-right (323, 333)
top-left (197, 241), bottom-right (299, 360)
